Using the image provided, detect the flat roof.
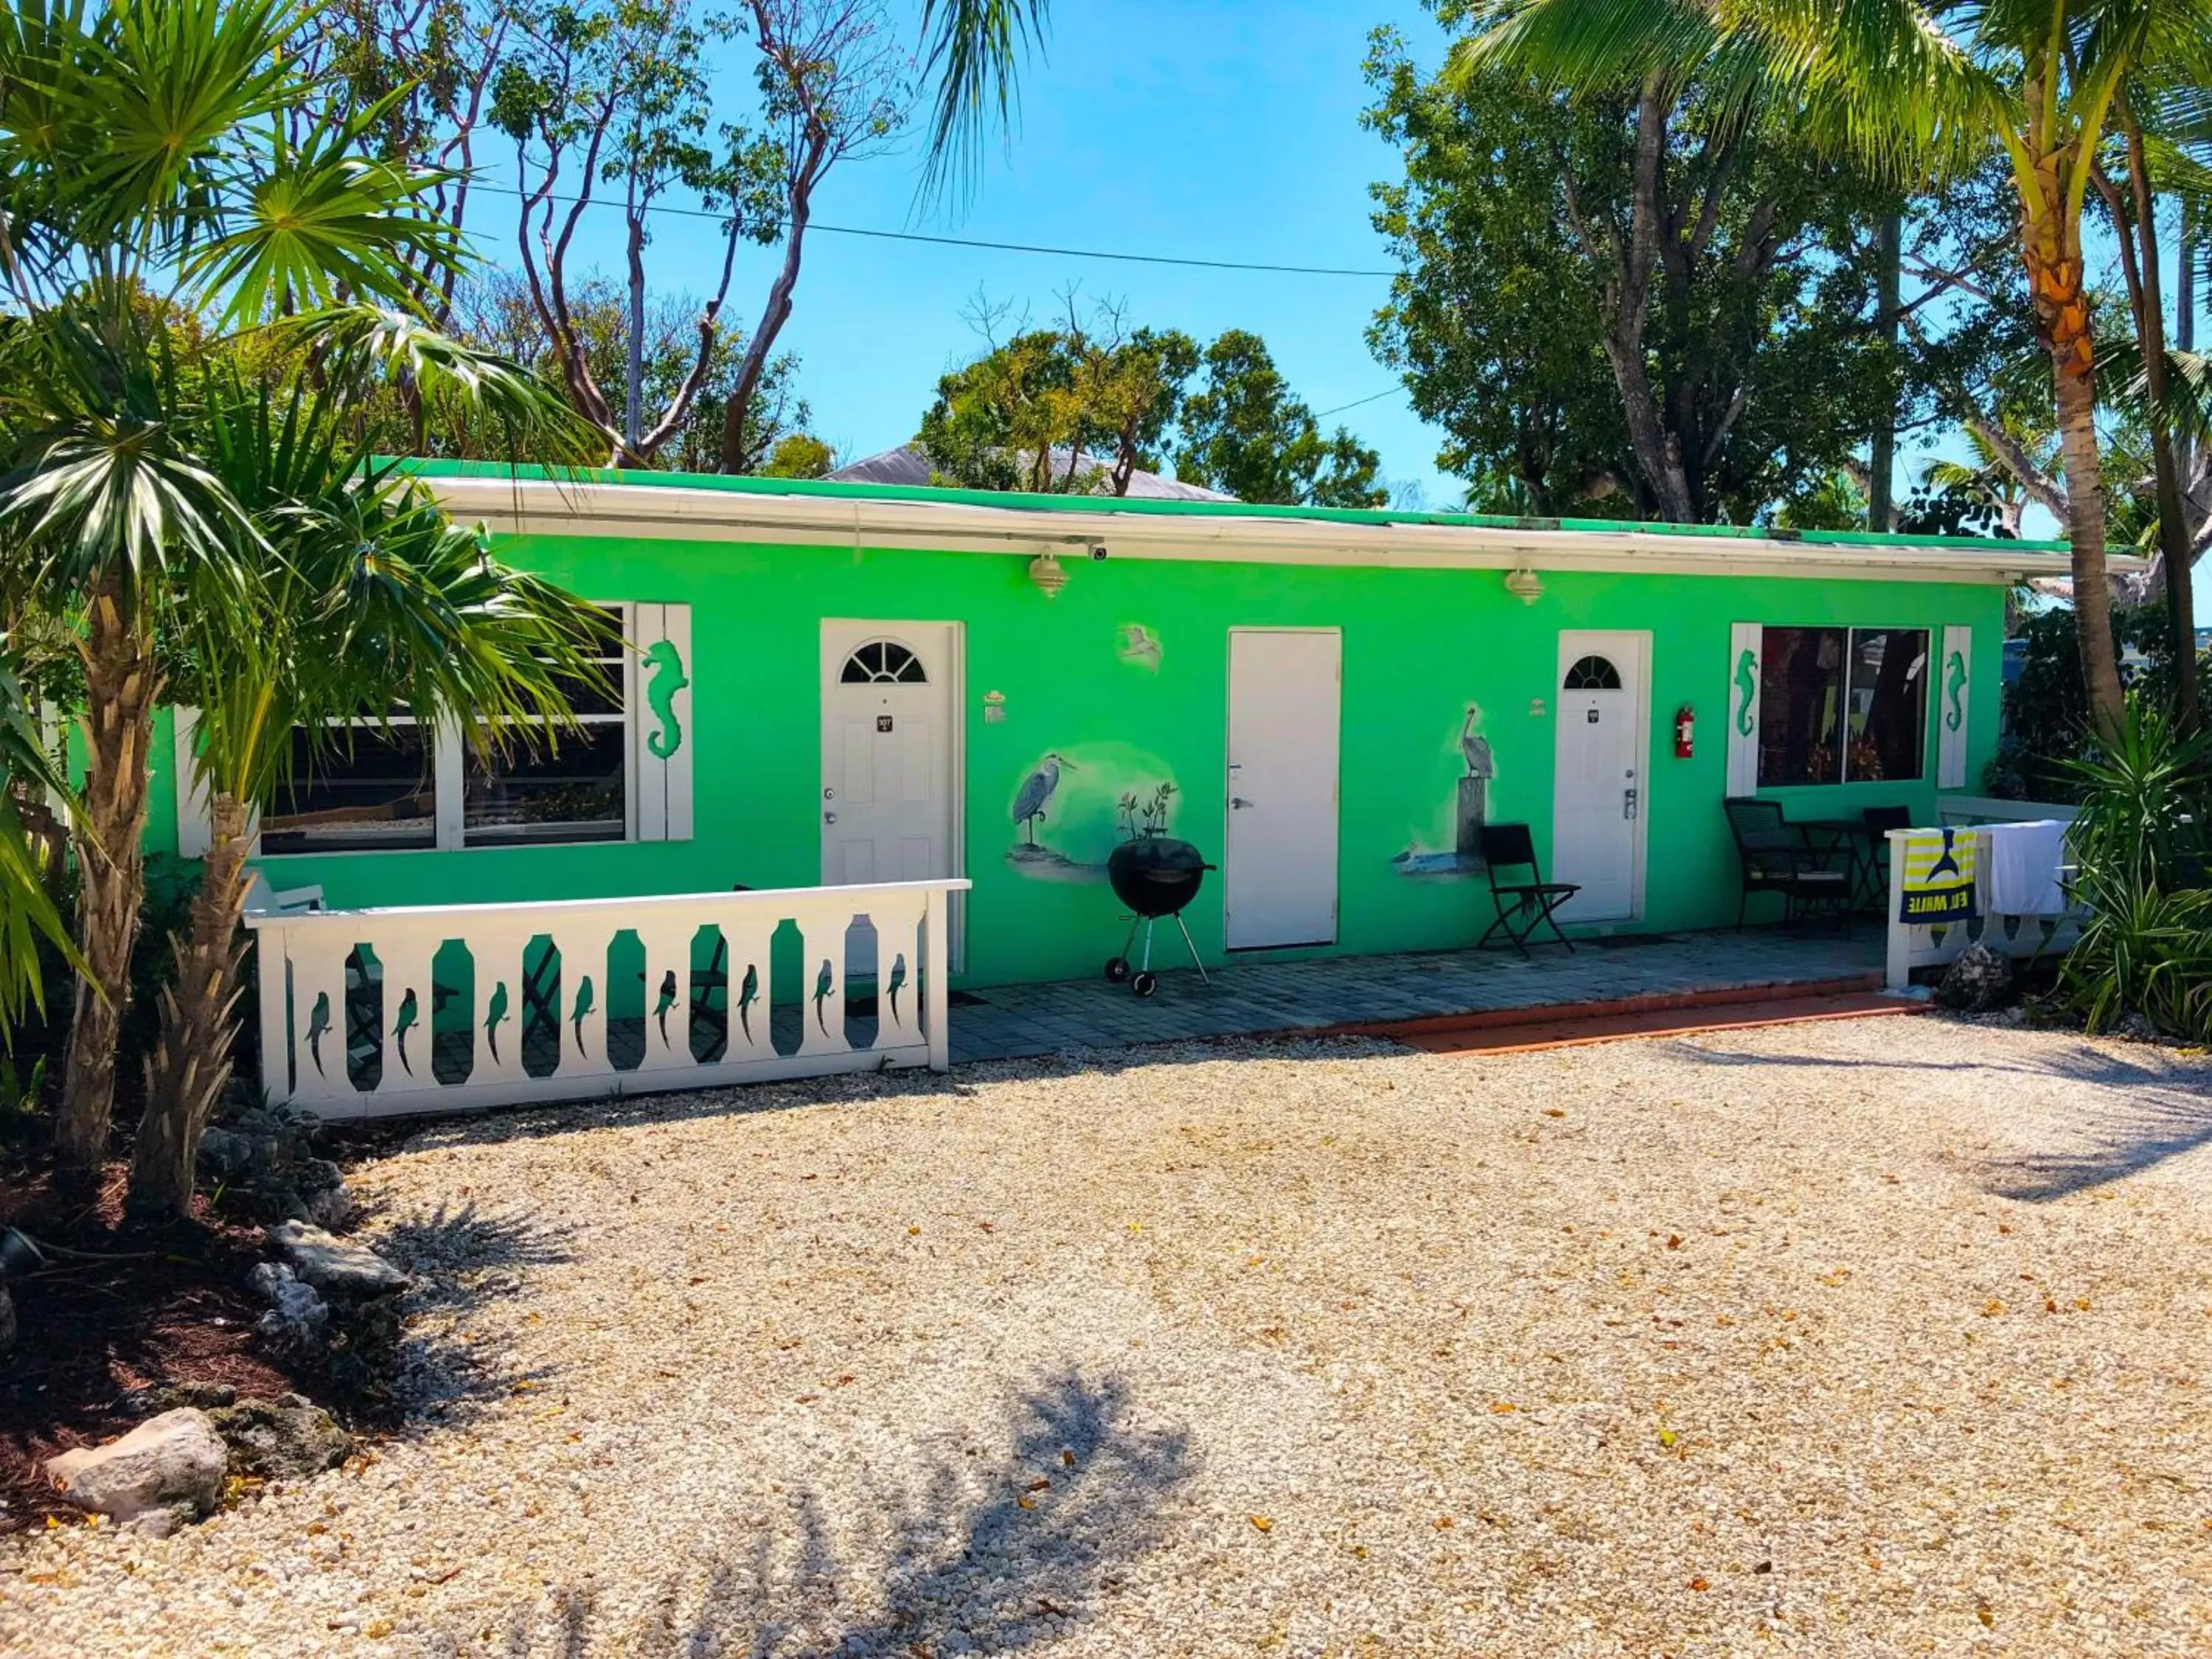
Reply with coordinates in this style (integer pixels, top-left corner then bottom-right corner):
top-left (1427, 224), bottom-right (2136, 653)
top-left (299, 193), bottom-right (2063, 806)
top-left (405, 459), bottom-right (2069, 552)
top-left (406, 460), bottom-right (2104, 586)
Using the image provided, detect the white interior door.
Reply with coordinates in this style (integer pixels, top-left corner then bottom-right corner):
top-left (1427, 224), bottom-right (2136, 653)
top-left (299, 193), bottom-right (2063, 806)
top-left (821, 621), bottom-right (956, 902)
top-left (1225, 628), bottom-right (1340, 949)
top-left (1551, 630), bottom-right (1649, 923)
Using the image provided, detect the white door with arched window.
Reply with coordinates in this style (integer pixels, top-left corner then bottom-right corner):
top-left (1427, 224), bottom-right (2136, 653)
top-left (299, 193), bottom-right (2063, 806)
top-left (1551, 630), bottom-right (1649, 923)
top-left (821, 622), bottom-right (959, 910)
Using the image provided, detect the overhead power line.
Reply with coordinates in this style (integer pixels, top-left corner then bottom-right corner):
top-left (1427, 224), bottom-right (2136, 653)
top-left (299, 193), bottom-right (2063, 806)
top-left (473, 183), bottom-right (1398, 279)
top-left (1312, 386), bottom-right (1402, 419)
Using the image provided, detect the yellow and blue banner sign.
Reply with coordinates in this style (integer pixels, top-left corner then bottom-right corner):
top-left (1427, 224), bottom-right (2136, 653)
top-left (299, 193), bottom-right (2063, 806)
top-left (1897, 829), bottom-right (1977, 924)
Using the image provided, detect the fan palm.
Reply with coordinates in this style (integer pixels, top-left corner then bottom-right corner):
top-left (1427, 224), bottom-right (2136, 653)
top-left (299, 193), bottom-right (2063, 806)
top-left (1466, 0), bottom-right (2212, 738)
top-left (0, 0), bottom-right (585, 1175)
top-left (131, 375), bottom-right (603, 1217)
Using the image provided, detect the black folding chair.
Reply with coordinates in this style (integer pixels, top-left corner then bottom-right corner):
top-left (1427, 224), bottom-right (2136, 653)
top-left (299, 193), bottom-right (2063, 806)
top-left (1475, 822), bottom-right (1581, 956)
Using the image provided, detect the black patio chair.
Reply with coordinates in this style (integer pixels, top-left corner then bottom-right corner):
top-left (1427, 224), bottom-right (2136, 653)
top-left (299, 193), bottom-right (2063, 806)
top-left (1475, 822), bottom-right (1580, 957)
top-left (1723, 797), bottom-right (1851, 932)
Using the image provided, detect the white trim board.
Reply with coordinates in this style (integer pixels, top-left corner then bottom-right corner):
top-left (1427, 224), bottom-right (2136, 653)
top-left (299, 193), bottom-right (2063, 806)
top-left (424, 476), bottom-right (2097, 587)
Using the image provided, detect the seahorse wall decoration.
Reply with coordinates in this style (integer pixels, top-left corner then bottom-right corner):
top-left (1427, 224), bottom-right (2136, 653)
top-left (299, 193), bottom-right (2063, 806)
top-left (1944, 650), bottom-right (1967, 731)
top-left (644, 638), bottom-right (690, 759)
top-left (1733, 647), bottom-right (1759, 737)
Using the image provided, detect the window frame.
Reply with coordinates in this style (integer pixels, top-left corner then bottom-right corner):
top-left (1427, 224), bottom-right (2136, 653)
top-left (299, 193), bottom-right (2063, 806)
top-left (1754, 622), bottom-right (1932, 790)
top-left (254, 601), bottom-right (642, 858)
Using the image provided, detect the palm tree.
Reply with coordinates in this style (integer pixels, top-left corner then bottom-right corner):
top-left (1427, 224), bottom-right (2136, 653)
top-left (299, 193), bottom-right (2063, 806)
top-left (0, 0), bottom-right (568, 1175)
top-left (128, 375), bottom-right (604, 1217)
top-left (0, 652), bottom-right (80, 1040)
top-left (1920, 413), bottom-right (2062, 537)
top-left (1467, 0), bottom-right (2212, 737)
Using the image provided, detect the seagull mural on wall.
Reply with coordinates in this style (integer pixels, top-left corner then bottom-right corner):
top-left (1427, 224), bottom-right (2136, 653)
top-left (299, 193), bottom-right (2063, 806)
top-left (1117, 623), bottom-right (1161, 672)
top-left (1012, 752), bottom-right (1074, 845)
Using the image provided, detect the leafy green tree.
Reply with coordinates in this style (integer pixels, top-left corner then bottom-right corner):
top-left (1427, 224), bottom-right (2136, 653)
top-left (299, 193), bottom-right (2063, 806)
top-left (761, 432), bottom-right (835, 477)
top-left (1175, 330), bottom-right (1388, 508)
top-left (1468, 0), bottom-right (2212, 734)
top-left (918, 299), bottom-right (1197, 495)
top-left (1368, 23), bottom-right (1901, 524)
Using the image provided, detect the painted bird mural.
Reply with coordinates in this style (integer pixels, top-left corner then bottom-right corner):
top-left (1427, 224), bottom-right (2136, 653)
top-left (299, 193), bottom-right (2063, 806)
top-left (654, 970), bottom-right (679, 1047)
top-left (813, 958), bottom-right (835, 1034)
top-left (1012, 752), bottom-right (1075, 845)
top-left (736, 963), bottom-right (759, 1044)
top-left (306, 992), bottom-right (333, 1077)
top-left (886, 953), bottom-right (908, 1028)
top-left (393, 988), bottom-right (420, 1076)
top-left (1117, 623), bottom-right (1161, 672)
top-left (1460, 703), bottom-right (1495, 780)
top-left (484, 981), bottom-right (510, 1064)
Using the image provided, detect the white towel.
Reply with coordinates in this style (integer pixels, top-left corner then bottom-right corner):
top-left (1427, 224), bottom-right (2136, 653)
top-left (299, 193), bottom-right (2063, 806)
top-left (1983, 819), bottom-right (2068, 915)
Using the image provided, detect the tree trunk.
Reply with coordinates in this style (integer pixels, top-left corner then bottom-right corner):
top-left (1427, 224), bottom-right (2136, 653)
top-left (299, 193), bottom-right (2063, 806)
top-left (56, 582), bottom-right (158, 1173)
top-left (129, 794), bottom-right (254, 1219)
top-left (625, 201), bottom-right (647, 458)
top-left (1868, 212), bottom-right (1902, 529)
top-left (2023, 189), bottom-right (2124, 735)
top-left (2118, 133), bottom-right (2197, 724)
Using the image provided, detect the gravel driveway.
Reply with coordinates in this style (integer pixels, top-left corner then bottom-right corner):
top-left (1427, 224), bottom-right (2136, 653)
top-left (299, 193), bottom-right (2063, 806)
top-left (6, 1018), bottom-right (2211, 1657)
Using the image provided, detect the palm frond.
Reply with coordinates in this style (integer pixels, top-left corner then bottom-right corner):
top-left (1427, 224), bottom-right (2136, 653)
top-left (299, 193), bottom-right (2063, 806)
top-left (914, 0), bottom-right (1048, 206)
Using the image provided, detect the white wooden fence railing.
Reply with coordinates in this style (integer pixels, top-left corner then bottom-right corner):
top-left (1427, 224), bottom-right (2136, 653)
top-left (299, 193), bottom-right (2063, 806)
top-left (245, 879), bottom-right (967, 1119)
top-left (1883, 815), bottom-right (2084, 991)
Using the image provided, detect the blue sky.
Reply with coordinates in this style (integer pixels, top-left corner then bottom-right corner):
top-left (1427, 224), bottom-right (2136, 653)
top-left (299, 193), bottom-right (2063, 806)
top-left (475, 1), bottom-right (1455, 499)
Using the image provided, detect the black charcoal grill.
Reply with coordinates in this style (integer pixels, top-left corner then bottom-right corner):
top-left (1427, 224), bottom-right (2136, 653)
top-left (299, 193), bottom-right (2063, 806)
top-left (1103, 836), bottom-right (1214, 997)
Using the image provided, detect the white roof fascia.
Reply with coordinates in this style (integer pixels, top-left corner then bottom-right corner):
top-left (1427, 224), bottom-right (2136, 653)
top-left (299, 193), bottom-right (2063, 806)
top-left (425, 475), bottom-right (2096, 585)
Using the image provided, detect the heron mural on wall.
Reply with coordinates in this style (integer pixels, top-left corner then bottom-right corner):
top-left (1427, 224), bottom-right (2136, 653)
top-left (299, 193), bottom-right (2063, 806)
top-left (1012, 752), bottom-right (1074, 845)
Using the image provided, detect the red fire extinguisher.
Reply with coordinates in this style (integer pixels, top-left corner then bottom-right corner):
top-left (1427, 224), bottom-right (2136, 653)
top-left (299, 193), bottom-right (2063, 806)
top-left (1674, 703), bottom-right (1695, 759)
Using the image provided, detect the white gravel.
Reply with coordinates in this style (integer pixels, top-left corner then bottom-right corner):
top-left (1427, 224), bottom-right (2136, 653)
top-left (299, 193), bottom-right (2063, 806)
top-left (5, 1017), bottom-right (2211, 1657)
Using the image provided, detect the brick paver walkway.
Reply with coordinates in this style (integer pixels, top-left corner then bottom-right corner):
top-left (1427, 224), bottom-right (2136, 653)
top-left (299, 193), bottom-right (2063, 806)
top-left (947, 927), bottom-right (1885, 1064)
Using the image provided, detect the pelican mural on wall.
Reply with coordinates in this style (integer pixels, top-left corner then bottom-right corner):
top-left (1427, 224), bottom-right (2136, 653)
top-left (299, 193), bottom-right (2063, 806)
top-left (1012, 752), bottom-right (1074, 844)
top-left (1461, 702), bottom-right (1495, 782)
top-left (1117, 623), bottom-right (1161, 672)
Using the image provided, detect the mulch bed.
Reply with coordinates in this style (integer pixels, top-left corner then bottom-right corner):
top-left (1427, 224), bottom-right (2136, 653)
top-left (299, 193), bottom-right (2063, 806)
top-left (0, 1130), bottom-right (308, 1534)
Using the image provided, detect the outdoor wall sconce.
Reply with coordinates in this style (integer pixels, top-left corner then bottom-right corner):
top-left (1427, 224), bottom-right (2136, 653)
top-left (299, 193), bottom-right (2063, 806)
top-left (1503, 564), bottom-right (1544, 605)
top-left (1028, 550), bottom-right (1069, 599)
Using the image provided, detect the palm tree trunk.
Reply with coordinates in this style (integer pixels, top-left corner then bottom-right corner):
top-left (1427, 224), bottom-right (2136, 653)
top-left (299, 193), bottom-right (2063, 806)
top-left (129, 793), bottom-right (253, 1220)
top-left (56, 581), bottom-right (158, 1172)
top-left (2023, 200), bottom-right (2125, 736)
top-left (1868, 212), bottom-right (1902, 530)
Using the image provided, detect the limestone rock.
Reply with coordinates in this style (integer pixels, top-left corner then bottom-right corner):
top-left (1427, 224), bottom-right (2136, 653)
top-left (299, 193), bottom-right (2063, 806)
top-left (1935, 941), bottom-right (2014, 1013)
top-left (250, 1260), bottom-right (330, 1343)
top-left (208, 1395), bottom-right (354, 1479)
top-left (115, 1380), bottom-right (237, 1419)
top-left (45, 1408), bottom-right (228, 1532)
top-left (271, 1220), bottom-right (409, 1300)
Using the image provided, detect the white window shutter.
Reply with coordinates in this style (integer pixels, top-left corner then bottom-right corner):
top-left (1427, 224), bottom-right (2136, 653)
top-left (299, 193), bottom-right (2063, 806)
top-left (633, 602), bottom-right (694, 842)
top-left (1937, 625), bottom-right (1972, 789)
top-left (173, 708), bottom-right (215, 858)
top-left (1725, 622), bottom-right (1761, 796)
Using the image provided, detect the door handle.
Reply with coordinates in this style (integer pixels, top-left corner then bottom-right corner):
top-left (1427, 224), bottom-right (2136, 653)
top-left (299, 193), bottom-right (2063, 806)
top-left (1622, 788), bottom-right (1638, 821)
top-left (1231, 796), bottom-right (1254, 810)
top-left (824, 811), bottom-right (838, 825)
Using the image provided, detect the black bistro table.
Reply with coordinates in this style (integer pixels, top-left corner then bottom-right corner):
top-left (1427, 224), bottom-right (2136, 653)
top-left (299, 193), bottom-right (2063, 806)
top-left (1792, 816), bottom-right (1891, 912)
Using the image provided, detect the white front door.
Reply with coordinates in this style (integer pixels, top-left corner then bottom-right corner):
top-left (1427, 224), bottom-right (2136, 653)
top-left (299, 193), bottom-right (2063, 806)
top-left (1225, 627), bottom-right (1341, 949)
top-left (821, 622), bottom-right (956, 897)
top-left (1551, 630), bottom-right (1649, 922)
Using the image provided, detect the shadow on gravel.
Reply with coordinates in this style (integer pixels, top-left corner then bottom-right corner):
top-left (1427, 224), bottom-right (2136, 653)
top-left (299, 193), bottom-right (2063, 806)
top-left (1665, 1032), bottom-right (2212, 1199)
top-left (360, 1200), bottom-right (577, 1427)
top-left (465, 1369), bottom-right (1193, 1656)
